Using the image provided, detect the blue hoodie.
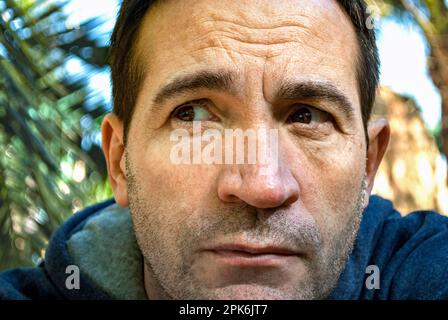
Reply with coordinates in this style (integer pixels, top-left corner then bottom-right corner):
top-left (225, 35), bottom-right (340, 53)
top-left (0, 195), bottom-right (447, 300)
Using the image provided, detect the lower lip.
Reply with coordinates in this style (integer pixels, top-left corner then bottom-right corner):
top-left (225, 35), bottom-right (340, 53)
top-left (207, 250), bottom-right (298, 267)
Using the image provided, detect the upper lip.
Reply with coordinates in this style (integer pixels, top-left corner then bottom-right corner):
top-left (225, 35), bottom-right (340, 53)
top-left (205, 244), bottom-right (299, 256)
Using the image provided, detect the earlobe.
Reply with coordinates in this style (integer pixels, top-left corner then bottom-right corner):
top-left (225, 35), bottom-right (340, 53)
top-left (101, 113), bottom-right (129, 207)
top-left (364, 118), bottom-right (390, 207)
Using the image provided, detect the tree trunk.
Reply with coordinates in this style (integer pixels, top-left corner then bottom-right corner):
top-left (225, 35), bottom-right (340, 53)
top-left (427, 34), bottom-right (448, 166)
top-left (398, 1), bottom-right (448, 164)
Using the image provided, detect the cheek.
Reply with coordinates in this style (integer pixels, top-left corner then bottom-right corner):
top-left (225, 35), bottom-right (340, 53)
top-left (287, 137), bottom-right (366, 233)
top-left (128, 141), bottom-right (225, 278)
top-left (130, 137), bottom-right (220, 219)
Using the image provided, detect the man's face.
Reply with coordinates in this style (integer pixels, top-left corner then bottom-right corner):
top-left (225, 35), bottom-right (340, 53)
top-left (103, 0), bottom-right (387, 299)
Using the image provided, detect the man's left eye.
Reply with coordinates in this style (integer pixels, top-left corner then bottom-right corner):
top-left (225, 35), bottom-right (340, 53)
top-left (287, 104), bottom-right (332, 125)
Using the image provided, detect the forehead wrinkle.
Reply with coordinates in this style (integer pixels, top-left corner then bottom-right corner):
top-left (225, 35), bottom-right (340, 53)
top-left (195, 17), bottom-right (317, 44)
top-left (187, 0), bottom-right (349, 47)
top-left (187, 15), bottom-right (329, 60)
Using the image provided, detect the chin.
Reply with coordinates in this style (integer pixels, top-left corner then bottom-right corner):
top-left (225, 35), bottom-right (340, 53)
top-left (192, 284), bottom-right (316, 300)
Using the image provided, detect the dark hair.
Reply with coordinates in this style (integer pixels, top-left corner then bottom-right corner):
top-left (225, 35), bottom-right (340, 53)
top-left (110, 0), bottom-right (379, 143)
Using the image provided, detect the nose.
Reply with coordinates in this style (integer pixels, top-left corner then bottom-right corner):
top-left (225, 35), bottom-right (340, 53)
top-left (217, 147), bottom-right (300, 209)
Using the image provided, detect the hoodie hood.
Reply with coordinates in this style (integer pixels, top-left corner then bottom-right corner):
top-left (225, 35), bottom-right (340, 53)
top-left (65, 202), bottom-right (146, 299)
top-left (43, 199), bottom-right (145, 299)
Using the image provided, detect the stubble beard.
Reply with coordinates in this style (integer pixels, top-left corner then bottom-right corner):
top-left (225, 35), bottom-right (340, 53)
top-left (126, 153), bottom-right (367, 300)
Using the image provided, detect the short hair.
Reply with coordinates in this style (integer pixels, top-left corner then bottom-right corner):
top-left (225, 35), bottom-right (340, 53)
top-left (110, 0), bottom-right (379, 143)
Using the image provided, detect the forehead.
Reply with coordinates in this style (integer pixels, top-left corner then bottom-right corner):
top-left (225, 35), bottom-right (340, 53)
top-left (135, 0), bottom-right (360, 107)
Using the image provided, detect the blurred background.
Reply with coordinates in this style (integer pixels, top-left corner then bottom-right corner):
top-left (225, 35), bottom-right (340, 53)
top-left (0, 0), bottom-right (447, 271)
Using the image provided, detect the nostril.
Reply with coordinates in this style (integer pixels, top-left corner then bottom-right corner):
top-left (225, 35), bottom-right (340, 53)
top-left (221, 194), bottom-right (243, 203)
top-left (217, 173), bottom-right (243, 203)
top-left (283, 193), bottom-right (299, 207)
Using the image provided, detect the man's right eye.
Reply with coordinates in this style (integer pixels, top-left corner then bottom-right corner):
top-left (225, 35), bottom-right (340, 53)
top-left (171, 100), bottom-right (217, 122)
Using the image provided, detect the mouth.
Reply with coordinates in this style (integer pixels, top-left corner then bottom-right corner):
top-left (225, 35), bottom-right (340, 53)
top-left (203, 244), bottom-right (300, 267)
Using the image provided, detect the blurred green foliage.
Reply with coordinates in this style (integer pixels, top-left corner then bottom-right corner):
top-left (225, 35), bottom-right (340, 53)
top-left (0, 0), bottom-right (113, 271)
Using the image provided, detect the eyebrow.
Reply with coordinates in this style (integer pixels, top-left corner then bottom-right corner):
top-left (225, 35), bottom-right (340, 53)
top-left (153, 70), bottom-right (237, 105)
top-left (276, 80), bottom-right (355, 121)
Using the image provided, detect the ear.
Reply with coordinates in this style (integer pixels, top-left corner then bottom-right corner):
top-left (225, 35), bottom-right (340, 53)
top-left (101, 113), bottom-right (129, 207)
top-left (364, 118), bottom-right (390, 207)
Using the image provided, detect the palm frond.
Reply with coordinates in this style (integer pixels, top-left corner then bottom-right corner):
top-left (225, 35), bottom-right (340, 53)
top-left (0, 0), bottom-right (113, 270)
